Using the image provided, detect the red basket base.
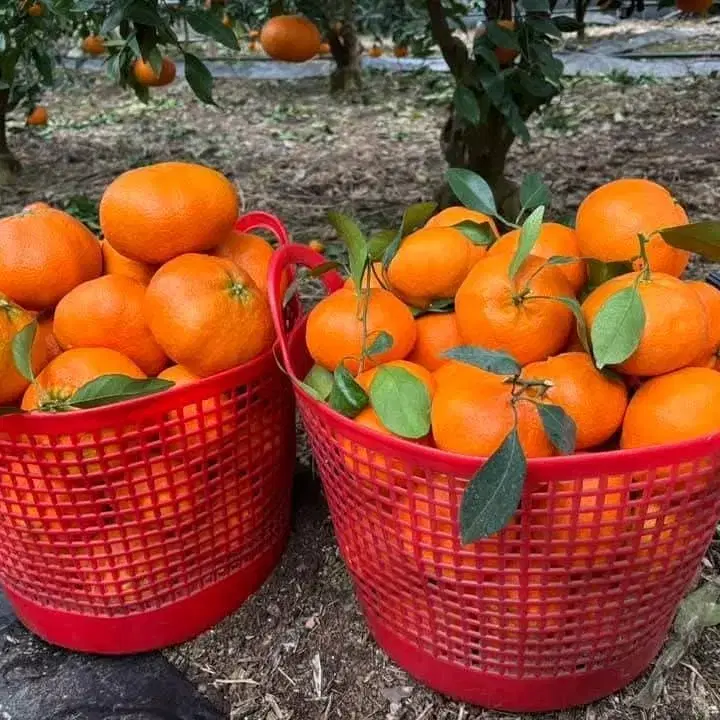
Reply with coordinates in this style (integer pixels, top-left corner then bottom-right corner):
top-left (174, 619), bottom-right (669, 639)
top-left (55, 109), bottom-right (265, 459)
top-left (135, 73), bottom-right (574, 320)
top-left (366, 609), bottom-right (664, 712)
top-left (4, 531), bottom-right (288, 654)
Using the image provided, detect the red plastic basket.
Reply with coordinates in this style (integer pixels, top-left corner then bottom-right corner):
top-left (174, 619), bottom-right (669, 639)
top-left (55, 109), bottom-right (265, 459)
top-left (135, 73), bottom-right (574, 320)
top-left (268, 244), bottom-right (720, 712)
top-left (0, 212), bottom-right (296, 654)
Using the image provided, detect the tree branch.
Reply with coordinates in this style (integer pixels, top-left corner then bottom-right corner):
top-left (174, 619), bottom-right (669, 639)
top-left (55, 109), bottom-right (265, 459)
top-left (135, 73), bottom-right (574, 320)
top-left (426, 0), bottom-right (467, 78)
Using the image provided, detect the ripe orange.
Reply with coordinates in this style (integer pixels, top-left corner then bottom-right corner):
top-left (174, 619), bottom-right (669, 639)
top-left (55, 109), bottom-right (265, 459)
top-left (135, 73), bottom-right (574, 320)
top-left (621, 367), bottom-right (720, 449)
top-left (0, 295), bottom-right (51, 405)
top-left (431, 365), bottom-right (554, 457)
top-left (308, 239), bottom-right (325, 253)
top-left (576, 179), bottom-right (690, 277)
top-left (132, 57), bottom-right (176, 86)
top-left (393, 45), bottom-right (409, 58)
top-left (475, 20), bottom-right (518, 65)
top-left (387, 226), bottom-right (473, 306)
top-left (249, 29), bottom-right (260, 39)
top-left (37, 314), bottom-right (62, 364)
top-left (425, 206), bottom-right (499, 270)
top-left (101, 239), bottom-right (157, 286)
top-left (455, 252), bottom-right (575, 366)
top-left (687, 281), bottom-right (720, 369)
top-left (488, 223), bottom-right (586, 293)
top-left (26, 107), bottom-right (48, 126)
top-left (53, 275), bottom-right (168, 376)
top-left (145, 254), bottom-right (274, 377)
top-left (212, 231), bottom-right (275, 295)
top-left (522, 352), bottom-right (628, 450)
top-left (0, 206), bottom-right (102, 310)
top-left (676, 0), bottom-right (712, 11)
top-left (355, 359), bottom-right (436, 399)
top-left (222, 13), bottom-right (233, 27)
top-left (81, 35), bottom-right (106, 55)
top-left (368, 45), bottom-right (382, 58)
top-left (100, 162), bottom-right (239, 264)
top-left (27, 2), bottom-right (44, 16)
top-left (318, 42), bottom-right (331, 55)
top-left (407, 312), bottom-right (462, 371)
top-left (260, 15), bottom-right (321, 62)
top-left (21, 347), bottom-right (145, 411)
top-left (582, 272), bottom-right (706, 376)
top-left (306, 287), bottom-right (416, 373)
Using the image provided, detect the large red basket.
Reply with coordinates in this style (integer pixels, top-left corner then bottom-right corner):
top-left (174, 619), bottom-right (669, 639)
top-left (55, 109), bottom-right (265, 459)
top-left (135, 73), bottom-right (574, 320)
top-left (0, 212), bottom-right (297, 654)
top-left (268, 244), bottom-right (720, 712)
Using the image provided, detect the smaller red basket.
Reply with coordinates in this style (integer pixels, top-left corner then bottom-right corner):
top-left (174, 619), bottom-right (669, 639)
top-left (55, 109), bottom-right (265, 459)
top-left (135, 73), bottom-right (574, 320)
top-left (268, 243), bottom-right (720, 712)
top-left (0, 212), bottom-right (296, 654)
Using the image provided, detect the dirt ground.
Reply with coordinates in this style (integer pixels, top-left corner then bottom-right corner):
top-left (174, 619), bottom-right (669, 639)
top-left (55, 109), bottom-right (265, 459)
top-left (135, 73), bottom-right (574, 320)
top-left (2, 65), bottom-right (720, 720)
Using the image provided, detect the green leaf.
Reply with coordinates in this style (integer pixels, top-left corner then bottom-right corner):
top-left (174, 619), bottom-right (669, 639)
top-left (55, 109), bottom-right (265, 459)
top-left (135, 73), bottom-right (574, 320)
top-left (545, 255), bottom-right (579, 266)
top-left (443, 346), bottom-right (520, 376)
top-left (101, 2), bottom-right (128, 34)
top-left (591, 286), bottom-right (646, 369)
top-left (553, 16), bottom-right (584, 32)
top-left (31, 49), bottom-right (53, 85)
top-left (453, 220), bottom-right (496, 247)
top-left (509, 206), bottom-right (545, 279)
top-left (585, 259), bottom-right (633, 295)
top-left (307, 261), bottom-right (341, 278)
top-left (366, 331), bottom-right (393, 357)
top-left (369, 366), bottom-right (431, 439)
top-left (519, 173), bottom-right (551, 214)
top-left (303, 364), bottom-right (334, 401)
top-left (70, 375), bottom-right (173, 409)
top-left (183, 52), bottom-right (216, 105)
top-left (537, 403), bottom-right (576, 454)
top-left (185, 9), bottom-right (239, 50)
top-left (522, 0), bottom-right (551, 10)
top-left (453, 85), bottom-right (480, 125)
top-left (527, 16), bottom-right (562, 38)
top-left (368, 229), bottom-right (397, 261)
top-left (473, 43), bottom-right (500, 72)
top-left (446, 168), bottom-right (497, 217)
top-left (126, 0), bottom-right (164, 26)
top-left (674, 582), bottom-right (720, 634)
top-left (553, 296), bottom-right (591, 353)
top-left (328, 365), bottom-right (368, 418)
top-left (0, 406), bottom-right (21, 417)
top-left (517, 70), bottom-right (556, 99)
top-left (147, 46), bottom-right (164, 76)
top-left (12, 321), bottom-right (37, 383)
top-left (460, 427), bottom-right (526, 544)
top-left (486, 22), bottom-right (521, 51)
top-left (328, 211), bottom-right (368, 293)
top-left (401, 202), bottom-right (438, 235)
top-left (658, 222), bottom-right (720, 261)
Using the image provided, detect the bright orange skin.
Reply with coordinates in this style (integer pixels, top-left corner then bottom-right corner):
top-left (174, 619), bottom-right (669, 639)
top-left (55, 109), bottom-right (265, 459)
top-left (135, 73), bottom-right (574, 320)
top-left (144, 254), bottom-right (274, 377)
top-left (82, 35), bottom-right (106, 55)
top-left (249, 30), bottom-right (260, 39)
top-left (260, 15), bottom-right (321, 62)
top-left (318, 42), bottom-right (331, 55)
top-left (100, 162), bottom-right (239, 264)
top-left (582, 272), bottom-right (706, 376)
top-left (0, 206), bottom-right (101, 311)
top-left (54, 275), bottom-right (168, 376)
top-left (388, 226), bottom-right (473, 306)
top-left (37, 314), bottom-right (62, 364)
top-left (676, 0), bottom-right (712, 11)
top-left (306, 287), bottom-right (416, 374)
top-left (356, 359), bottom-right (436, 399)
top-left (212, 231), bottom-right (275, 296)
top-left (393, 45), bottom-right (409, 57)
top-left (576, 179), bottom-right (690, 277)
top-left (455, 252), bottom-right (575, 366)
top-left (27, 2), bottom-right (44, 17)
top-left (431, 366), bottom-right (554, 458)
top-left (21, 348), bottom-right (145, 410)
top-left (522, 352), bottom-right (628, 450)
top-left (432, 359), bottom-right (493, 392)
top-left (489, 223), bottom-right (586, 293)
top-left (132, 57), bottom-right (176, 87)
top-left (368, 45), bottom-right (383, 58)
top-left (26, 107), bottom-right (48, 126)
top-left (407, 312), bottom-right (462, 371)
top-left (425, 207), bottom-right (498, 272)
top-left (621, 367), bottom-right (720, 449)
top-left (688, 281), bottom-right (720, 369)
top-left (0, 296), bottom-right (51, 405)
top-left (475, 20), bottom-right (518, 66)
top-left (101, 240), bottom-right (157, 286)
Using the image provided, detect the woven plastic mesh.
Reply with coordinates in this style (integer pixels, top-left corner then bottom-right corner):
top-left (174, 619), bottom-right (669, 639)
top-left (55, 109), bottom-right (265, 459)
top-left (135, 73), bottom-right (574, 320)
top-left (0, 354), bottom-right (295, 616)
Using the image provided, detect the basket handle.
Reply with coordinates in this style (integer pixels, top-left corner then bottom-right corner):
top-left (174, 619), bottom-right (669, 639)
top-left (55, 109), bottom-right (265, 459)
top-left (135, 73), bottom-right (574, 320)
top-left (268, 244), bottom-right (344, 374)
top-left (235, 211), bottom-right (291, 246)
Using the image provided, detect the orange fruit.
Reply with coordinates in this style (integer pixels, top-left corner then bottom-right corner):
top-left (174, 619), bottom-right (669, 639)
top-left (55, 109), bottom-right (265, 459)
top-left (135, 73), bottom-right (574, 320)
top-left (318, 42), bottom-right (331, 55)
top-left (488, 223), bottom-right (586, 293)
top-left (26, 107), bottom-right (48, 126)
top-left (53, 275), bottom-right (168, 376)
top-left (407, 312), bottom-right (462, 371)
top-left (100, 162), bottom-right (239, 264)
top-left (27, 2), bottom-right (44, 16)
top-left (81, 35), bottom-right (105, 55)
top-left (621, 367), bottom-right (720, 449)
top-left (582, 272), bottom-right (706, 376)
top-left (0, 206), bottom-right (102, 310)
top-left (387, 226), bottom-right (473, 306)
top-left (248, 40), bottom-right (258, 52)
top-left (425, 206), bottom-right (498, 270)
top-left (688, 281), bottom-right (720, 369)
top-left (21, 347), bottom-right (145, 411)
top-left (145, 253), bottom-right (273, 377)
top-left (308, 239), bottom-right (325, 253)
top-left (676, 0), bottom-right (712, 11)
top-left (431, 364), bottom-right (554, 457)
top-left (343, 262), bottom-right (385, 291)
top-left (249, 29), bottom-right (260, 39)
top-left (132, 57), bottom-right (176, 86)
top-left (576, 179), bottom-right (690, 277)
top-left (368, 45), bottom-right (383, 58)
top-left (222, 13), bottom-right (233, 27)
top-left (37, 314), bottom-right (62, 364)
top-left (475, 20), bottom-right (518, 65)
top-left (260, 15), bottom-right (321, 62)
top-left (0, 295), bottom-right (52, 405)
top-left (355, 359), bottom-right (436, 399)
top-left (455, 252), bottom-right (575, 366)
top-left (211, 231), bottom-right (275, 295)
top-left (101, 239), bottom-right (157, 286)
top-left (306, 287), bottom-right (416, 373)
top-left (522, 352), bottom-right (627, 450)
top-left (393, 45), bottom-right (409, 58)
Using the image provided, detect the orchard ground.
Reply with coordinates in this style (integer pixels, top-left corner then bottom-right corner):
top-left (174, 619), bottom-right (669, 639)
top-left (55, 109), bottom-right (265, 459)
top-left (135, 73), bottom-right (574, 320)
top-left (2, 60), bottom-right (720, 719)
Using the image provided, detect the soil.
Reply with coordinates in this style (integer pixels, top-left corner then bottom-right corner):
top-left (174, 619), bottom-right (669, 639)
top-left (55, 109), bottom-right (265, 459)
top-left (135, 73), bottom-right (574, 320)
top-left (2, 67), bottom-right (720, 720)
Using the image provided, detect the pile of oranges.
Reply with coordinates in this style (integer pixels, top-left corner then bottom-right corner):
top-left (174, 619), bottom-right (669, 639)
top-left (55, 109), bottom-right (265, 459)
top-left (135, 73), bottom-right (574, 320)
top-left (0, 161), bottom-right (278, 414)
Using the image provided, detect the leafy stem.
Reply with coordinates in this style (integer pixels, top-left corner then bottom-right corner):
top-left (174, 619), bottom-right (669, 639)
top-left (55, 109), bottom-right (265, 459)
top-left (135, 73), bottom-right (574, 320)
top-left (637, 233), bottom-right (652, 280)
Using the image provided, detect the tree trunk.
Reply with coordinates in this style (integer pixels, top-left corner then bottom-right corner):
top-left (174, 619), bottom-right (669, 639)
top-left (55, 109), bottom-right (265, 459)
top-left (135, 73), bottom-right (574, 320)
top-left (328, 0), bottom-right (362, 93)
top-left (0, 89), bottom-right (20, 186)
top-left (575, 0), bottom-right (587, 39)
